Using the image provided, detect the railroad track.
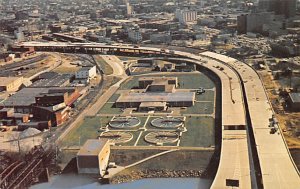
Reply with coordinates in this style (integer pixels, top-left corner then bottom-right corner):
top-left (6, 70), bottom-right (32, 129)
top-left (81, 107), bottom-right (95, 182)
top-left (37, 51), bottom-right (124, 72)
top-left (0, 161), bottom-right (25, 189)
top-left (0, 146), bottom-right (53, 189)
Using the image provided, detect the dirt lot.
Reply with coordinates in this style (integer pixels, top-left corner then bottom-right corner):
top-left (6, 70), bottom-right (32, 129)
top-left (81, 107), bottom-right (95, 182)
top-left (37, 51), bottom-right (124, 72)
top-left (259, 70), bottom-right (300, 170)
top-left (53, 54), bottom-right (80, 73)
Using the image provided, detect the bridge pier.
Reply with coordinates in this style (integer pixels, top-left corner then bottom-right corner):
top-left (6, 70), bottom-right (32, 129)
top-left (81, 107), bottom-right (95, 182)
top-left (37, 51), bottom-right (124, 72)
top-left (38, 167), bottom-right (50, 183)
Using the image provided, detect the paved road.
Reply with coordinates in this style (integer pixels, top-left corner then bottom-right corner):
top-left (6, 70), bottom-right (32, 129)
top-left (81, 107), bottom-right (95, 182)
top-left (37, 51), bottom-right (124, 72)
top-left (100, 55), bottom-right (126, 77)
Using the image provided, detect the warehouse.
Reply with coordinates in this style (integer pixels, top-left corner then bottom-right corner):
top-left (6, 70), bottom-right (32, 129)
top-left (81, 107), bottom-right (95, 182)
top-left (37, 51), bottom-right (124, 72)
top-left (0, 77), bottom-right (23, 92)
top-left (77, 139), bottom-right (110, 176)
top-left (30, 73), bottom-right (73, 88)
top-left (115, 92), bottom-right (195, 108)
top-left (0, 87), bottom-right (80, 127)
top-left (0, 87), bottom-right (80, 113)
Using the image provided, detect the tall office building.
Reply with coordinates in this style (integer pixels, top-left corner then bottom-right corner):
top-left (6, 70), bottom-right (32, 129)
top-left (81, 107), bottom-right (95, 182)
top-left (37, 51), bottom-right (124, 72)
top-left (175, 9), bottom-right (197, 25)
top-left (258, 0), bottom-right (296, 18)
top-left (126, 2), bottom-right (133, 16)
top-left (237, 12), bottom-right (274, 34)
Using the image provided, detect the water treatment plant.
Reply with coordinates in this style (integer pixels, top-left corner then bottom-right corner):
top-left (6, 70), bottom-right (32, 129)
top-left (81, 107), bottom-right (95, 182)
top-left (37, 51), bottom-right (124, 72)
top-left (1, 41), bottom-right (299, 189)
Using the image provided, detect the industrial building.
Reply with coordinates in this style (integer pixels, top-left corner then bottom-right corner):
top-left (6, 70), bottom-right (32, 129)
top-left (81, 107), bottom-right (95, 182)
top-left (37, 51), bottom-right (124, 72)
top-left (116, 77), bottom-right (195, 110)
top-left (30, 72), bottom-right (73, 88)
top-left (116, 92), bottom-right (195, 109)
top-left (75, 66), bottom-right (97, 81)
top-left (0, 87), bottom-right (79, 113)
top-left (145, 80), bottom-right (176, 93)
top-left (77, 139), bottom-right (110, 176)
top-left (0, 87), bottom-right (80, 128)
top-left (0, 77), bottom-right (23, 92)
top-left (138, 77), bottom-right (178, 88)
top-left (287, 93), bottom-right (300, 111)
top-left (174, 63), bottom-right (196, 72)
top-left (0, 108), bottom-right (30, 126)
top-left (139, 101), bottom-right (167, 111)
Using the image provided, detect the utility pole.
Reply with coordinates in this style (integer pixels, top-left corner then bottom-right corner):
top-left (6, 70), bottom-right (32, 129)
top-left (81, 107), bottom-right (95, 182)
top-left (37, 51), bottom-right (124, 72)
top-left (78, 136), bottom-right (81, 147)
top-left (17, 136), bottom-right (21, 154)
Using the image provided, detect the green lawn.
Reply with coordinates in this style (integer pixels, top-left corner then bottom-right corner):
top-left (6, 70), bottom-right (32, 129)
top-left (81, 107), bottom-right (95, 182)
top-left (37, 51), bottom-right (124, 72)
top-left (174, 73), bottom-right (215, 89)
top-left (93, 55), bottom-right (113, 75)
top-left (98, 103), bottom-right (123, 114)
top-left (119, 77), bottom-right (139, 90)
top-left (183, 102), bottom-right (214, 114)
top-left (61, 116), bottom-right (112, 147)
top-left (195, 90), bottom-right (215, 101)
top-left (107, 94), bottom-right (120, 102)
top-left (180, 116), bottom-right (215, 147)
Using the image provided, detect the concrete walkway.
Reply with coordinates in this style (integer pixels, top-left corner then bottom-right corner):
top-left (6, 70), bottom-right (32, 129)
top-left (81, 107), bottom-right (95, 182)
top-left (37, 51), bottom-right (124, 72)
top-left (125, 149), bottom-right (178, 169)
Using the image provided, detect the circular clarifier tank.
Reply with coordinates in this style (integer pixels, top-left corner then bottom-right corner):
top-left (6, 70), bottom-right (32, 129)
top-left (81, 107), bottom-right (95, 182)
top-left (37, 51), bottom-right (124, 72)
top-left (109, 117), bottom-right (141, 129)
top-left (100, 131), bottom-right (133, 143)
top-left (151, 117), bottom-right (184, 128)
top-left (144, 131), bottom-right (179, 144)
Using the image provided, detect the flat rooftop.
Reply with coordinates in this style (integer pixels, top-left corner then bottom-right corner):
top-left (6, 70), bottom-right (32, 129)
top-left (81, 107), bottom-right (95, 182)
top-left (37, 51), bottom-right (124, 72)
top-left (0, 87), bottom-right (76, 107)
top-left (116, 92), bottom-right (195, 103)
top-left (30, 74), bottom-right (72, 88)
top-left (139, 101), bottom-right (167, 107)
top-left (289, 93), bottom-right (300, 103)
top-left (77, 139), bottom-right (109, 156)
top-left (1, 88), bottom-right (49, 106)
top-left (139, 76), bottom-right (177, 81)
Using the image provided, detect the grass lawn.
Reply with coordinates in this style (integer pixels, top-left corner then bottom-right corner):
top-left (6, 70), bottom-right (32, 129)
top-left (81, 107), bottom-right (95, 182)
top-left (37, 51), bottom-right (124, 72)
top-left (61, 116), bottom-right (112, 147)
top-left (174, 73), bottom-right (215, 89)
top-left (183, 102), bottom-right (214, 114)
top-left (93, 55), bottom-right (113, 75)
top-left (195, 90), bottom-right (215, 101)
top-left (180, 116), bottom-right (215, 147)
top-left (119, 77), bottom-right (139, 90)
top-left (107, 94), bottom-right (120, 102)
top-left (98, 103), bottom-right (123, 114)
